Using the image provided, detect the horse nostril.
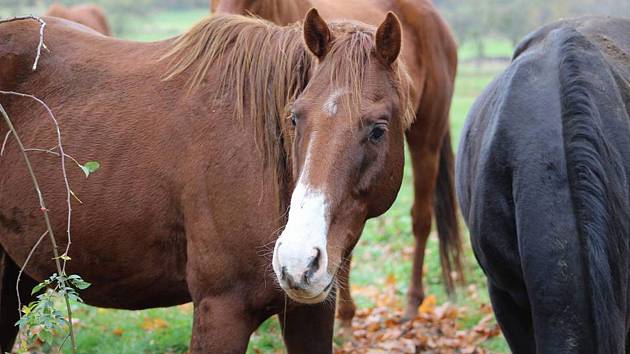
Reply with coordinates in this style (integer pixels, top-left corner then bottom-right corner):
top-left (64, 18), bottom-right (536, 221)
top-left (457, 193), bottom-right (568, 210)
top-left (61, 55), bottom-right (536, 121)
top-left (281, 266), bottom-right (288, 281)
top-left (285, 273), bottom-right (299, 290)
top-left (304, 247), bottom-right (322, 282)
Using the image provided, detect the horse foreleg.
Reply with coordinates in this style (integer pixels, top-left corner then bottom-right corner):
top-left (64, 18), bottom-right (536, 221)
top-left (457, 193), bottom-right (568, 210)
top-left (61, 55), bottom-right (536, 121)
top-left (189, 295), bottom-right (259, 354)
top-left (0, 249), bottom-right (37, 353)
top-left (280, 290), bottom-right (335, 354)
top-left (335, 256), bottom-right (355, 327)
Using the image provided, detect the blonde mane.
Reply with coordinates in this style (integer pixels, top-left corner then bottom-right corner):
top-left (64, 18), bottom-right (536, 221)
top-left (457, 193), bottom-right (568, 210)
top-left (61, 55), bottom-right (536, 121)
top-left (162, 15), bottom-right (311, 210)
top-left (161, 14), bottom-right (414, 210)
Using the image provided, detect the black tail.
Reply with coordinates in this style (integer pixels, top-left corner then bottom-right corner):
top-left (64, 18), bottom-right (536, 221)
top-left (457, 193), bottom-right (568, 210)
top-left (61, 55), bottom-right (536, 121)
top-left (433, 129), bottom-right (464, 294)
top-left (560, 32), bottom-right (629, 354)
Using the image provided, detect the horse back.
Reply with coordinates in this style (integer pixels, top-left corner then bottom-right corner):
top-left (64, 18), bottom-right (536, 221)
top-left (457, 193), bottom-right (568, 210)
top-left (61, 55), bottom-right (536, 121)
top-left (458, 16), bottom-right (630, 353)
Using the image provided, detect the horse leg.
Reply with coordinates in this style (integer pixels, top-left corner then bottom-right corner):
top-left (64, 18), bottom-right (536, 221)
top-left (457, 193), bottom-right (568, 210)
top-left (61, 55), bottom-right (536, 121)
top-left (403, 131), bottom-right (440, 320)
top-left (488, 284), bottom-right (535, 354)
top-left (279, 290), bottom-right (335, 354)
top-left (0, 249), bottom-right (37, 353)
top-left (336, 256), bottom-right (355, 328)
top-left (189, 295), bottom-right (260, 353)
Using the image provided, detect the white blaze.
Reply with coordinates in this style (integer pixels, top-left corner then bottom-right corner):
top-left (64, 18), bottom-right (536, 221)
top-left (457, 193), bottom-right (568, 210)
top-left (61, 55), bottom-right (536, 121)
top-left (323, 90), bottom-right (343, 117)
top-left (273, 133), bottom-right (330, 291)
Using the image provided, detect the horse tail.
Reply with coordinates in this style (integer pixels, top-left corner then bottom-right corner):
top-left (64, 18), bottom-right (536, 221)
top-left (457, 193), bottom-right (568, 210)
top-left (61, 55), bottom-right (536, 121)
top-left (433, 129), bottom-right (464, 293)
top-left (560, 32), bottom-right (628, 354)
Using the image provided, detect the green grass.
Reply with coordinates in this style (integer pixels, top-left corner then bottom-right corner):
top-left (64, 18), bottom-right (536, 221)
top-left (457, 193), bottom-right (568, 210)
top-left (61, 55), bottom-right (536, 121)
top-left (14, 8), bottom-right (514, 354)
top-left (457, 37), bottom-right (515, 61)
top-left (114, 9), bottom-right (210, 41)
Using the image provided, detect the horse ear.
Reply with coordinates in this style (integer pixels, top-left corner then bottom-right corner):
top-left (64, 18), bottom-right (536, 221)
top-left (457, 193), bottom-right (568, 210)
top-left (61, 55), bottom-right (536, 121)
top-left (375, 12), bottom-right (402, 66)
top-left (303, 8), bottom-right (331, 60)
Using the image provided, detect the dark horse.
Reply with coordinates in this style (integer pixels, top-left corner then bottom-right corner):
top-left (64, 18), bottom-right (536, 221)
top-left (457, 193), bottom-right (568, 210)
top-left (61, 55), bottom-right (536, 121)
top-left (0, 10), bottom-right (413, 353)
top-left (213, 0), bottom-right (463, 322)
top-left (457, 16), bottom-right (630, 353)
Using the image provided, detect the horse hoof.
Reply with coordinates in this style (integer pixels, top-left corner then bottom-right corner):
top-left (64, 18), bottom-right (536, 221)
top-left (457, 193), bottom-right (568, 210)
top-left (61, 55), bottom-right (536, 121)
top-left (335, 319), bottom-right (353, 341)
top-left (401, 307), bottom-right (418, 322)
top-left (339, 318), bottom-right (352, 328)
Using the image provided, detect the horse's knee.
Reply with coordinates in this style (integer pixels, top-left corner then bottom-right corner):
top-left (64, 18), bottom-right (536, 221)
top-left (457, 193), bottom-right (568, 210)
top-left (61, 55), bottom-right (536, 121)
top-left (190, 296), bottom-right (258, 353)
top-left (410, 204), bottom-right (432, 240)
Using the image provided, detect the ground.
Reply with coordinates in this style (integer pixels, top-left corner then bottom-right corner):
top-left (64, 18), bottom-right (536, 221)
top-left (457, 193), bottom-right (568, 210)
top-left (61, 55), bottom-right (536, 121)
top-left (8, 8), bottom-right (513, 354)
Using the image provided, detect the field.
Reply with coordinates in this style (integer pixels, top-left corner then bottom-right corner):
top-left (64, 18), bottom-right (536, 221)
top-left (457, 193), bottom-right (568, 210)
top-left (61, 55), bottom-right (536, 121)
top-left (10, 8), bottom-right (514, 354)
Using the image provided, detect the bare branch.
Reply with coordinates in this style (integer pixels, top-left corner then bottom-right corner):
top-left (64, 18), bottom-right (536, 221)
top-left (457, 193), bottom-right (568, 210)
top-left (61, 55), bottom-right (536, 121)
top-left (0, 16), bottom-right (47, 70)
top-left (0, 102), bottom-right (77, 353)
top-left (1, 130), bottom-right (11, 156)
top-left (0, 90), bottom-right (74, 271)
top-left (16, 230), bottom-right (49, 316)
top-left (57, 333), bottom-right (71, 354)
top-left (24, 148), bottom-right (85, 172)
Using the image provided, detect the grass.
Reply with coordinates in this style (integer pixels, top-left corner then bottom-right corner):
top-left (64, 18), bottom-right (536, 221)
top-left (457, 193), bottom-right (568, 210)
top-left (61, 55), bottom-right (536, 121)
top-left (457, 37), bottom-right (515, 61)
top-left (10, 8), bottom-right (515, 354)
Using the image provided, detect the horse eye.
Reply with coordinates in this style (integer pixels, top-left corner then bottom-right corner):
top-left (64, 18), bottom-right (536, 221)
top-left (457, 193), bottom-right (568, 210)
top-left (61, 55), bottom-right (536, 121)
top-left (290, 112), bottom-right (298, 127)
top-left (369, 125), bottom-right (386, 142)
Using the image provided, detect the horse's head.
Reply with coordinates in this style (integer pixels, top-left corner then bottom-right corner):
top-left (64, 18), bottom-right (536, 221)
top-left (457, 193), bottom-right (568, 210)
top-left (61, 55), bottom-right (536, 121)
top-left (273, 9), bottom-right (413, 304)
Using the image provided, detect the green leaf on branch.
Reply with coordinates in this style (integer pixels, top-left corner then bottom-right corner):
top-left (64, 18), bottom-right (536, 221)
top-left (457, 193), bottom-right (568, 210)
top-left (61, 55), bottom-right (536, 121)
top-left (31, 280), bottom-right (50, 295)
top-left (68, 274), bottom-right (91, 290)
top-left (80, 161), bottom-right (100, 177)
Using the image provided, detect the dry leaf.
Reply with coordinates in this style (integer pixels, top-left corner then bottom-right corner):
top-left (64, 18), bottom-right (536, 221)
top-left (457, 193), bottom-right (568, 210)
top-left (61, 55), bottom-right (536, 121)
top-left (418, 294), bottom-right (437, 314)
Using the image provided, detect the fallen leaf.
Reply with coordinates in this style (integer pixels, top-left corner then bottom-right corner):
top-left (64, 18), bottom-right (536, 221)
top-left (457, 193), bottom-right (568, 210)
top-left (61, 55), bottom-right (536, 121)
top-left (418, 294), bottom-right (436, 314)
top-left (140, 317), bottom-right (169, 331)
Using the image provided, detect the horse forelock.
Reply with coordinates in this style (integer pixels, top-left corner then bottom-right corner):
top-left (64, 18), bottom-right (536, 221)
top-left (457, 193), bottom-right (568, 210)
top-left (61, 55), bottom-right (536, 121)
top-left (323, 22), bottom-right (415, 129)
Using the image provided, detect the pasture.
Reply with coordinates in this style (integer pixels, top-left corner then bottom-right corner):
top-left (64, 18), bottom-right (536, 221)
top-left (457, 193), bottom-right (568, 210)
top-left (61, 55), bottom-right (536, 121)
top-left (7, 8), bottom-right (513, 353)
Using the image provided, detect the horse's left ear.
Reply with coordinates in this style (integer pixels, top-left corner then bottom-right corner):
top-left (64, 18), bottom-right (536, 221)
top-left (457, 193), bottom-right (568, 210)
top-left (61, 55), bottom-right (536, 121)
top-left (303, 8), bottom-right (331, 60)
top-left (375, 12), bottom-right (402, 66)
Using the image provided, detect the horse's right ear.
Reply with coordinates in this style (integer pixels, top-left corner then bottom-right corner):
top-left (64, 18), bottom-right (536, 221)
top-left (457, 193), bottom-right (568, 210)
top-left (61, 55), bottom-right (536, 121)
top-left (303, 8), bottom-right (331, 60)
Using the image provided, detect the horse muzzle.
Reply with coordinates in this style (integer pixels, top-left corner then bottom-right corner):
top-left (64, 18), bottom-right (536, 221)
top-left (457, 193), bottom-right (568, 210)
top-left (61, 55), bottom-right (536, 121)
top-left (272, 238), bottom-right (333, 304)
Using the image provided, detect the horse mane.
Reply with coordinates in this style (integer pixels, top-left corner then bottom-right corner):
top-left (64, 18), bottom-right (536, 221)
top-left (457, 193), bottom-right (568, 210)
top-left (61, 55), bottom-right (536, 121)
top-left (559, 29), bottom-right (629, 353)
top-left (161, 15), bottom-right (414, 211)
top-left (162, 15), bottom-right (311, 212)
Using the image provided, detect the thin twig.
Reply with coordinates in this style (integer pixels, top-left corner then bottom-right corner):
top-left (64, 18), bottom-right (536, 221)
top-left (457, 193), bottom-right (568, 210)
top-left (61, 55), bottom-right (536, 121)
top-left (0, 90), bottom-right (74, 272)
top-left (23, 148), bottom-right (86, 203)
top-left (24, 148), bottom-right (84, 172)
top-left (1, 130), bottom-right (11, 156)
top-left (0, 102), bottom-right (77, 353)
top-left (16, 230), bottom-right (49, 316)
top-left (0, 16), bottom-right (47, 70)
top-left (57, 333), bottom-right (71, 354)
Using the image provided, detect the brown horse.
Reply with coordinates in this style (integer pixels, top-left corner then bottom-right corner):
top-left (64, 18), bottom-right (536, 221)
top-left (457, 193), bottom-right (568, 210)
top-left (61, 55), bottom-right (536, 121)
top-left (0, 10), bottom-right (412, 353)
top-left (212, 0), bottom-right (463, 322)
top-left (44, 2), bottom-right (111, 36)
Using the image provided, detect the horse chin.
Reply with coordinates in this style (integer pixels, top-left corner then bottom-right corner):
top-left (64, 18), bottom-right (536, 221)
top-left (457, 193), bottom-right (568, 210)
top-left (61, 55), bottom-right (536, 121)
top-left (283, 280), bottom-right (334, 304)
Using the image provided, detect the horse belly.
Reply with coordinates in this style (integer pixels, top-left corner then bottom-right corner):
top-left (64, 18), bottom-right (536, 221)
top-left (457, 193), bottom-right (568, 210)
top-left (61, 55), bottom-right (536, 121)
top-left (0, 157), bottom-right (190, 309)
